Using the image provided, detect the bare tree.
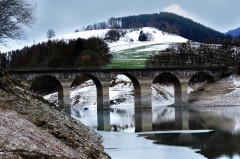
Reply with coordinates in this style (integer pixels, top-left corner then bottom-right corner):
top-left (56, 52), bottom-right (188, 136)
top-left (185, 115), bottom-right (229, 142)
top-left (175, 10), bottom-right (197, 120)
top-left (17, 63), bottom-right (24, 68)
top-left (0, 0), bottom-right (35, 44)
top-left (107, 17), bottom-right (121, 29)
top-left (105, 29), bottom-right (120, 42)
top-left (47, 29), bottom-right (56, 39)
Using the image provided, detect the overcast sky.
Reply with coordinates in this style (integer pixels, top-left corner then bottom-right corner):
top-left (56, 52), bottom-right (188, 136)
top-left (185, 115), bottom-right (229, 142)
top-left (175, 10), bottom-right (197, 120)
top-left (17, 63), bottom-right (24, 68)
top-left (2, 0), bottom-right (240, 52)
top-left (29, 0), bottom-right (240, 40)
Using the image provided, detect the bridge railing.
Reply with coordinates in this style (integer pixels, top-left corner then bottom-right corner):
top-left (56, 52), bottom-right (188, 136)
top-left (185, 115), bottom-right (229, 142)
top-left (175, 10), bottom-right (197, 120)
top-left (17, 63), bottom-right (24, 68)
top-left (7, 65), bottom-right (230, 72)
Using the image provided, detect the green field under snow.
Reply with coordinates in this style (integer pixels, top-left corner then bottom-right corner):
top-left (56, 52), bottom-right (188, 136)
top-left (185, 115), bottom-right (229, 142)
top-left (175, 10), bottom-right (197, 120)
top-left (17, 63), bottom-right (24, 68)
top-left (106, 43), bottom-right (168, 68)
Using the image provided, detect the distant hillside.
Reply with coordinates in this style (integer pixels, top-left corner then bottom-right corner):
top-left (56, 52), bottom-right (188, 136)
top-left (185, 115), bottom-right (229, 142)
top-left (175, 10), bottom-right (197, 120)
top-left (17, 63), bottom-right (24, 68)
top-left (85, 12), bottom-right (230, 43)
top-left (226, 27), bottom-right (240, 37)
top-left (110, 12), bottom-right (228, 43)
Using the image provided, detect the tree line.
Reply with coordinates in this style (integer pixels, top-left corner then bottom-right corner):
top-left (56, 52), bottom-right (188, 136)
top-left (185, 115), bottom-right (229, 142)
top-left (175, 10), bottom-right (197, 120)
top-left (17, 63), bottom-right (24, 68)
top-left (146, 41), bottom-right (240, 67)
top-left (1, 37), bottom-right (112, 69)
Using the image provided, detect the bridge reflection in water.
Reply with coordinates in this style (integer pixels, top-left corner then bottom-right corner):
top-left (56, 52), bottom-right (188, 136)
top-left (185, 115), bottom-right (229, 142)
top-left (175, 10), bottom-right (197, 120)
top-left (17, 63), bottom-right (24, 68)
top-left (95, 107), bottom-right (189, 132)
top-left (73, 106), bottom-right (240, 159)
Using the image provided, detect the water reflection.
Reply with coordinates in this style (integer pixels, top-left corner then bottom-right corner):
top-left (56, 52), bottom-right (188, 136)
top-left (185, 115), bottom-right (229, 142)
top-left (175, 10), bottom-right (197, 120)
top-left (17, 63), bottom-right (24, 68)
top-left (97, 110), bottom-right (110, 131)
top-left (72, 106), bottom-right (240, 159)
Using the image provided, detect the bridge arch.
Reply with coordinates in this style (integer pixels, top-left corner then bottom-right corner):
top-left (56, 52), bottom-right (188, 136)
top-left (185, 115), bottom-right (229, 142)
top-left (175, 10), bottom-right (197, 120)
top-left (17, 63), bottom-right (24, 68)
top-left (152, 72), bottom-right (182, 106)
top-left (71, 74), bottom-right (104, 109)
top-left (109, 73), bottom-right (141, 108)
top-left (30, 75), bottom-right (64, 109)
top-left (189, 72), bottom-right (215, 83)
top-left (125, 73), bottom-right (141, 108)
top-left (187, 72), bottom-right (215, 104)
top-left (188, 72), bottom-right (215, 92)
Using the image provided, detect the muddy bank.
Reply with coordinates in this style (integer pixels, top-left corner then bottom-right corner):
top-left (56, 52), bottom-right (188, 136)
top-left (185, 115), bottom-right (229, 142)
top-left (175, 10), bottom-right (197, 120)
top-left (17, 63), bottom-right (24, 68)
top-left (188, 75), bottom-right (240, 106)
top-left (0, 69), bottom-right (110, 159)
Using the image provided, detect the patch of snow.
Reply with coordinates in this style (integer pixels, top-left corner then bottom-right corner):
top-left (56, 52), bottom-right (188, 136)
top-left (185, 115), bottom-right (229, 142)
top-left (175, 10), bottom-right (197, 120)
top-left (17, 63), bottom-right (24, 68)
top-left (114, 75), bottom-right (131, 82)
top-left (70, 80), bottom-right (97, 108)
top-left (137, 44), bottom-right (169, 52)
top-left (152, 83), bottom-right (174, 107)
top-left (55, 29), bottom-right (110, 40)
top-left (44, 92), bottom-right (58, 106)
top-left (109, 27), bottom-right (187, 53)
top-left (188, 81), bottom-right (207, 93)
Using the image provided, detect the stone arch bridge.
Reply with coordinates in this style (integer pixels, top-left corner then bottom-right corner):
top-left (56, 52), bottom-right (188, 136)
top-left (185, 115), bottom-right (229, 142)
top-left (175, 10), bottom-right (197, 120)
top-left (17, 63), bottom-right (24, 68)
top-left (9, 67), bottom-right (229, 113)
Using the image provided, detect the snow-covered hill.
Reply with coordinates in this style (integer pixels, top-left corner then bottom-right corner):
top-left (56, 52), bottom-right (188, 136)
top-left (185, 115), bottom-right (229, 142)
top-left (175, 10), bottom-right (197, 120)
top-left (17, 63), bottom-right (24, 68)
top-left (108, 27), bottom-right (187, 52)
top-left (45, 27), bottom-right (187, 53)
top-left (2, 27), bottom-right (187, 53)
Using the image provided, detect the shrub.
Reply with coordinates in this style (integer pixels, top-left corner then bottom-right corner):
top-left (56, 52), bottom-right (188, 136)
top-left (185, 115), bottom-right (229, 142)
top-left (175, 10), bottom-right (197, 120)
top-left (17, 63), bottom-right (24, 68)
top-left (105, 29), bottom-right (121, 42)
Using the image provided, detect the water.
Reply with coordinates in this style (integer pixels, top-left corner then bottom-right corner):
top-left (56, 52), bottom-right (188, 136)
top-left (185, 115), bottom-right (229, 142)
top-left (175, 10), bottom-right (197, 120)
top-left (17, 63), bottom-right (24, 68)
top-left (72, 106), bottom-right (240, 159)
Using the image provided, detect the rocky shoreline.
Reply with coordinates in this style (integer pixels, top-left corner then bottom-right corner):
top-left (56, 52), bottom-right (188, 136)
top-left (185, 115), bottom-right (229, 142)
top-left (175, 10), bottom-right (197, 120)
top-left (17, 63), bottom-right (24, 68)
top-left (0, 69), bottom-right (110, 159)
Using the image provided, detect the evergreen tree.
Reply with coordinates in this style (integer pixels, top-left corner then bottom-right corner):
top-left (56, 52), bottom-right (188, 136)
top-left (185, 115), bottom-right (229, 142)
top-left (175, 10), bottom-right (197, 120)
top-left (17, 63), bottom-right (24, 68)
top-left (138, 31), bottom-right (147, 41)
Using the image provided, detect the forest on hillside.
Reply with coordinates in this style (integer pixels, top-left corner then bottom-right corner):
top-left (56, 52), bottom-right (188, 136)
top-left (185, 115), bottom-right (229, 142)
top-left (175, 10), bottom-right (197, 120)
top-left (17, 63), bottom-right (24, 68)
top-left (84, 12), bottom-right (231, 43)
top-left (226, 27), bottom-right (240, 37)
top-left (1, 37), bottom-right (112, 69)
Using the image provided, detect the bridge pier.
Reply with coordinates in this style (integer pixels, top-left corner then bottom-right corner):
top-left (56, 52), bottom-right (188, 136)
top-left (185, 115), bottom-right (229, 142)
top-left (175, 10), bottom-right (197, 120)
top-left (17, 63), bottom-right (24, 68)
top-left (135, 109), bottom-right (152, 132)
top-left (59, 80), bottom-right (72, 115)
top-left (138, 78), bottom-right (152, 109)
top-left (175, 79), bottom-right (189, 106)
top-left (180, 81), bottom-right (189, 106)
top-left (98, 79), bottom-right (111, 109)
top-left (97, 110), bottom-right (111, 131)
top-left (182, 108), bottom-right (190, 130)
top-left (175, 107), bottom-right (190, 130)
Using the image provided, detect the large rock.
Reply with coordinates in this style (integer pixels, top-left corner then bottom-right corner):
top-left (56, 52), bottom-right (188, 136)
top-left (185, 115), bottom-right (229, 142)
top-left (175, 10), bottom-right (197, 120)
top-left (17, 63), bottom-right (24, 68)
top-left (0, 69), bottom-right (110, 159)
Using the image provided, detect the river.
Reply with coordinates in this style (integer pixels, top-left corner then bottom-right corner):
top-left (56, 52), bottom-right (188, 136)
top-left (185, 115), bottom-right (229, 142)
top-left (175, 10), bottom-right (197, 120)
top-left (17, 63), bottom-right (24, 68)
top-left (71, 106), bottom-right (240, 159)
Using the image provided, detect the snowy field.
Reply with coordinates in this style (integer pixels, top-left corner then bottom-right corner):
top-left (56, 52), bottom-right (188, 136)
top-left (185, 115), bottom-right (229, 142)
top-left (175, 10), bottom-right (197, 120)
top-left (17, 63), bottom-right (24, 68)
top-left (108, 27), bottom-right (187, 52)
